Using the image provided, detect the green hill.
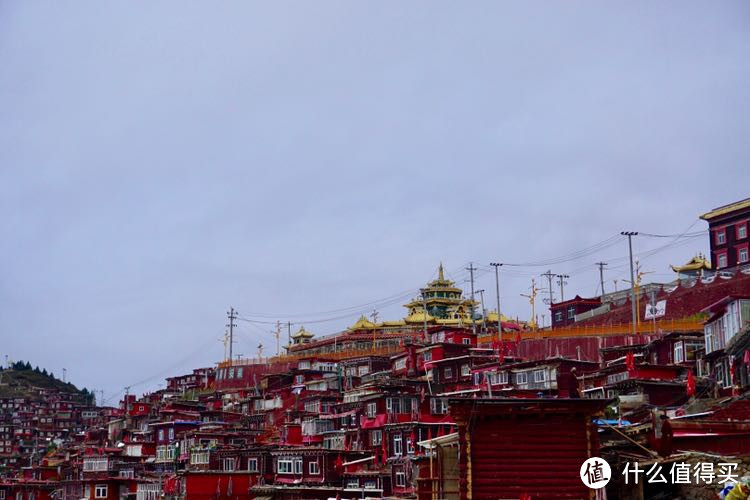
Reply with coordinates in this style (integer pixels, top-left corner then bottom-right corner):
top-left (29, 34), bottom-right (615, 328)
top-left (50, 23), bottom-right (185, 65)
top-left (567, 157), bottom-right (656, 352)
top-left (0, 363), bottom-right (93, 403)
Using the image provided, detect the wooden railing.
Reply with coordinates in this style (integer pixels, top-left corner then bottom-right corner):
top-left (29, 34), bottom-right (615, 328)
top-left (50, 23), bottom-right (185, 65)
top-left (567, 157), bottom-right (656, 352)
top-left (477, 319), bottom-right (704, 344)
top-left (265, 345), bottom-right (404, 364)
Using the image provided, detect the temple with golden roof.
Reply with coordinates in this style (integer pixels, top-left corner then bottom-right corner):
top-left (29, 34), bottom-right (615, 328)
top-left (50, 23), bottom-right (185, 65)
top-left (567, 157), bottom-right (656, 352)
top-left (346, 263), bottom-right (513, 331)
top-left (671, 254), bottom-right (712, 278)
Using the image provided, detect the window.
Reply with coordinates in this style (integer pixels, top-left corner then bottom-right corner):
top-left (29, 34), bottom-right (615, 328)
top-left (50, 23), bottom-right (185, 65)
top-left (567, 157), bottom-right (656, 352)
top-left (95, 485), bottom-right (108, 498)
top-left (386, 398), bottom-right (401, 414)
top-left (309, 460), bottom-right (320, 475)
top-left (554, 311), bottom-right (563, 322)
top-left (717, 359), bottom-right (732, 389)
top-left (430, 398), bottom-right (448, 415)
top-left (366, 402), bottom-right (377, 418)
top-left (737, 224), bottom-right (747, 240)
top-left (674, 342), bottom-right (684, 364)
top-left (393, 434), bottom-right (403, 456)
top-left (407, 436), bottom-right (415, 454)
top-left (443, 367), bottom-right (453, 379)
top-left (228, 368), bottom-right (234, 379)
top-left (739, 247), bottom-right (749, 263)
top-left (462, 338), bottom-right (471, 345)
top-left (347, 479), bottom-right (360, 489)
top-left (422, 351), bottom-right (432, 362)
top-left (83, 457), bottom-right (108, 472)
top-left (364, 480), bottom-right (377, 490)
top-left (158, 429), bottom-right (164, 441)
top-left (119, 470), bottom-right (135, 479)
top-left (515, 372), bottom-right (528, 385)
top-left (247, 458), bottom-right (259, 472)
top-left (237, 367), bottom-right (243, 378)
top-left (190, 451), bottom-right (209, 464)
top-left (533, 369), bottom-right (546, 383)
top-left (718, 253), bottom-right (728, 269)
top-left (371, 430), bottom-right (382, 445)
top-left (395, 471), bottom-right (406, 487)
top-left (717, 230), bottom-right (727, 244)
top-left (294, 459), bottom-right (303, 474)
top-left (568, 307), bottom-right (576, 319)
top-left (461, 364), bottom-right (470, 377)
top-left (168, 428), bottom-right (174, 440)
top-left (223, 458), bottom-right (236, 471)
top-left (277, 459), bottom-right (293, 474)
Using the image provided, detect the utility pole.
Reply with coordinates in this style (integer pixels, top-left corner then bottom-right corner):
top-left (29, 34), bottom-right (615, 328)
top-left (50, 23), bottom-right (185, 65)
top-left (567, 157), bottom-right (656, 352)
top-left (287, 322), bottom-right (292, 346)
top-left (595, 262), bottom-right (608, 298)
top-left (621, 231), bottom-right (639, 335)
top-left (466, 263), bottom-right (477, 335)
top-left (275, 321), bottom-right (281, 356)
top-left (421, 289), bottom-right (428, 333)
top-left (62, 368), bottom-right (66, 383)
top-left (541, 270), bottom-right (555, 306)
top-left (476, 289), bottom-right (487, 333)
top-left (490, 263), bottom-right (503, 337)
top-left (556, 274), bottom-right (570, 302)
top-left (226, 308), bottom-right (237, 362)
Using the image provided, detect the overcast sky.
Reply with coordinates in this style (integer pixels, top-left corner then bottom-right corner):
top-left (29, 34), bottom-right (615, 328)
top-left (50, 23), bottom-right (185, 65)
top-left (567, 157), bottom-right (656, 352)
top-left (2, 2), bottom-right (749, 402)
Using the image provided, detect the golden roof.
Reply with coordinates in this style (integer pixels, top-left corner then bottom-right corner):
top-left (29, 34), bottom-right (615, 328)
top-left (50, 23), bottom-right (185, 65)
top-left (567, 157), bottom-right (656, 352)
top-left (700, 198), bottom-right (750, 221)
top-left (348, 315), bottom-right (378, 330)
top-left (380, 319), bottom-right (407, 326)
top-left (291, 326), bottom-right (314, 338)
top-left (671, 254), bottom-right (712, 273)
top-left (404, 311), bottom-right (434, 324)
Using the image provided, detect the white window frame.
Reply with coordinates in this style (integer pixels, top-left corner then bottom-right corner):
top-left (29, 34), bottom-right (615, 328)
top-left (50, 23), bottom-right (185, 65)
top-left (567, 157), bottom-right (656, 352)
top-left (674, 342), bottom-right (684, 364)
top-left (738, 224), bottom-right (748, 239)
top-left (95, 484), bottom-right (108, 499)
top-left (515, 372), bottom-right (528, 385)
top-left (462, 338), bottom-right (471, 345)
top-left (223, 457), bottom-right (236, 471)
top-left (718, 253), bottom-right (728, 269)
top-left (371, 429), bottom-right (382, 445)
top-left (277, 459), bottom-right (294, 474)
top-left (366, 402), bottom-right (377, 418)
top-left (309, 460), bottom-right (320, 475)
top-left (406, 436), bottom-right (415, 454)
top-left (461, 364), bottom-right (470, 376)
top-left (395, 471), bottom-right (406, 487)
top-left (393, 434), bottom-right (403, 456)
top-left (717, 230), bottom-right (726, 244)
top-left (247, 457), bottom-right (259, 472)
top-left (533, 369), bottom-right (546, 383)
top-left (739, 247), bottom-right (749, 263)
top-left (443, 367), bottom-right (453, 379)
top-left (294, 458), bottom-right (303, 474)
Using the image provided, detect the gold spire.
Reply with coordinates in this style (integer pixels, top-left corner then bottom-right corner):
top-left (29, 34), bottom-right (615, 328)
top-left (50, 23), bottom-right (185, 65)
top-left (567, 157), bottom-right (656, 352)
top-left (438, 262), bottom-right (445, 281)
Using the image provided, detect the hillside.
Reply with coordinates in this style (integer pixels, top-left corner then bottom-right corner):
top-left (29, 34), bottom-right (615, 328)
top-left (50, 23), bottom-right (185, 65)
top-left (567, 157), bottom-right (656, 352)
top-left (0, 365), bottom-right (92, 402)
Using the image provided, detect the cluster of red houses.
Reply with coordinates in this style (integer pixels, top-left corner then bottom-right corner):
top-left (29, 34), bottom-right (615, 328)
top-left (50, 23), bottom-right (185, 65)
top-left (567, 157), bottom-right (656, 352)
top-left (2, 200), bottom-right (750, 499)
top-left (1, 271), bottom-right (748, 499)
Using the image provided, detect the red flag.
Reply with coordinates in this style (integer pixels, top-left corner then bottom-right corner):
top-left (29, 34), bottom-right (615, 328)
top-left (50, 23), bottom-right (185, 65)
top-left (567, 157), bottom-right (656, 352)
top-left (686, 371), bottom-right (696, 397)
top-left (410, 430), bottom-right (417, 454)
top-left (625, 352), bottom-right (635, 371)
top-left (335, 453), bottom-right (343, 472)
